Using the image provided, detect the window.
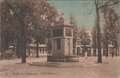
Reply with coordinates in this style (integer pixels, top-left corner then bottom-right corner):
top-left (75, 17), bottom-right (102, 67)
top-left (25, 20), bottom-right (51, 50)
top-left (56, 39), bottom-right (61, 49)
top-left (66, 29), bottom-right (72, 36)
top-left (53, 29), bottom-right (63, 37)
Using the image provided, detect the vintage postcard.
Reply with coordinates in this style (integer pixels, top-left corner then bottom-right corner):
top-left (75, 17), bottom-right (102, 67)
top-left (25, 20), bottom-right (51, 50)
top-left (0, 0), bottom-right (120, 78)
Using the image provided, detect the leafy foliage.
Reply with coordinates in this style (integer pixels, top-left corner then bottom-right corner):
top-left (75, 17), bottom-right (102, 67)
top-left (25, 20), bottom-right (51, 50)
top-left (1, 0), bottom-right (58, 62)
top-left (79, 28), bottom-right (91, 46)
top-left (102, 6), bottom-right (119, 48)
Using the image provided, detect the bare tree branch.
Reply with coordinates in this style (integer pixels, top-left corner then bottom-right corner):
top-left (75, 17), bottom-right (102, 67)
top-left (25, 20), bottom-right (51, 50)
top-left (98, 0), bottom-right (111, 9)
top-left (94, 0), bottom-right (97, 8)
top-left (98, 0), bottom-right (120, 9)
top-left (107, 0), bottom-right (120, 7)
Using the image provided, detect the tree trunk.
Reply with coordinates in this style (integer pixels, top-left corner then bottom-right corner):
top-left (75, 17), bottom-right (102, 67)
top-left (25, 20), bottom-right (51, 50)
top-left (16, 39), bottom-right (21, 58)
top-left (95, 0), bottom-right (102, 63)
top-left (36, 42), bottom-right (39, 58)
top-left (84, 45), bottom-right (86, 56)
top-left (0, 2), bottom-right (1, 59)
top-left (106, 36), bottom-right (108, 58)
top-left (115, 47), bottom-right (117, 56)
top-left (18, 18), bottom-right (26, 63)
top-left (28, 47), bottom-right (30, 56)
top-left (28, 41), bottom-right (30, 56)
top-left (94, 34), bottom-right (97, 56)
top-left (21, 38), bottom-right (26, 63)
top-left (104, 5), bottom-right (109, 58)
top-left (117, 48), bottom-right (119, 56)
top-left (21, 23), bottom-right (26, 63)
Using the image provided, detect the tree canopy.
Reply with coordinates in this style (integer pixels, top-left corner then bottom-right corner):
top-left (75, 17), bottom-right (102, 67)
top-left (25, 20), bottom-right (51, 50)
top-left (0, 0), bottom-right (58, 62)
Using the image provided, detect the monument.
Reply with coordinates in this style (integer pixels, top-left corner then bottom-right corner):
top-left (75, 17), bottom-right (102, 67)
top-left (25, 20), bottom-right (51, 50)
top-left (47, 24), bottom-right (79, 62)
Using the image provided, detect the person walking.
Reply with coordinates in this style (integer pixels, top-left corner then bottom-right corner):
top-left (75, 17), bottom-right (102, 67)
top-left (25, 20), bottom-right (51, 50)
top-left (85, 51), bottom-right (88, 59)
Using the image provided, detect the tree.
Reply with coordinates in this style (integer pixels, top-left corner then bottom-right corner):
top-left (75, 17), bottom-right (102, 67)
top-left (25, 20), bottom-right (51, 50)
top-left (92, 26), bottom-right (97, 56)
top-left (1, 0), bottom-right (58, 62)
top-left (0, 1), bottom-right (1, 59)
top-left (94, 0), bottom-right (102, 63)
top-left (1, 0), bottom-right (14, 52)
top-left (116, 19), bottom-right (120, 56)
top-left (94, 0), bottom-right (120, 63)
top-left (102, 6), bottom-right (119, 57)
top-left (79, 28), bottom-right (91, 56)
top-left (9, 0), bottom-right (28, 63)
top-left (1, 0), bottom-right (27, 62)
top-left (80, 28), bottom-right (91, 46)
top-left (28, 0), bottom-right (58, 57)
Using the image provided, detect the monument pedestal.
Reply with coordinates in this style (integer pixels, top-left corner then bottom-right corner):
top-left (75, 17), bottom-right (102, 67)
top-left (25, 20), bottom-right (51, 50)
top-left (47, 56), bottom-right (66, 62)
top-left (47, 55), bottom-right (79, 62)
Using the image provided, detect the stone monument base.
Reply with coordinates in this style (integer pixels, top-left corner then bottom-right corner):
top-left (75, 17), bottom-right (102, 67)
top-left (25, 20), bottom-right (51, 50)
top-left (47, 55), bottom-right (79, 62)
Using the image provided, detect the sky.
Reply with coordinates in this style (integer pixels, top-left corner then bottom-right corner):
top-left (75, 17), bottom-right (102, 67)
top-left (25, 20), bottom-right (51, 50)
top-left (49, 0), bottom-right (120, 31)
top-left (49, 0), bottom-right (96, 30)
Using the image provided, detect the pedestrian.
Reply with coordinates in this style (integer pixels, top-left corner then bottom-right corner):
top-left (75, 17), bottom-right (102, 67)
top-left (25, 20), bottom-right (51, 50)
top-left (85, 51), bottom-right (87, 59)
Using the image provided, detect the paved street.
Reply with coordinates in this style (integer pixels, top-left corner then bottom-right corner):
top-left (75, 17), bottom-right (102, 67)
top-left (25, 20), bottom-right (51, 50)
top-left (0, 56), bottom-right (120, 78)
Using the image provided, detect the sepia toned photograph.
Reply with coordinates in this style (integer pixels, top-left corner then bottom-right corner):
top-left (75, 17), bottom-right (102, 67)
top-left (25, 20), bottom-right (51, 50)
top-left (0, 0), bottom-right (120, 78)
